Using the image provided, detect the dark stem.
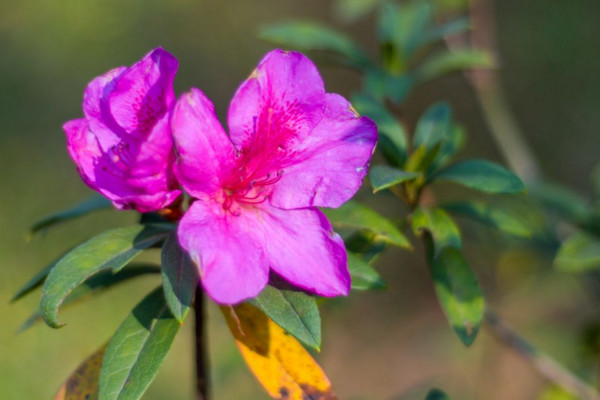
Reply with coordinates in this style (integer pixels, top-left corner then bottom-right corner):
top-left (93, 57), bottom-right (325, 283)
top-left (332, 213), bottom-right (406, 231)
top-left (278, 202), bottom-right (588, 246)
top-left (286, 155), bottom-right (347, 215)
top-left (194, 286), bottom-right (209, 400)
top-left (485, 310), bottom-right (600, 400)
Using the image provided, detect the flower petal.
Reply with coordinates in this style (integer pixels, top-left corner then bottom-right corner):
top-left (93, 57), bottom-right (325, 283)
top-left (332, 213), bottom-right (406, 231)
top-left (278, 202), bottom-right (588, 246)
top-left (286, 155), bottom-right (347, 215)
top-left (257, 205), bottom-right (350, 297)
top-left (227, 50), bottom-right (326, 163)
top-left (269, 93), bottom-right (377, 209)
top-left (108, 48), bottom-right (178, 135)
top-left (64, 118), bottom-right (101, 192)
top-left (177, 200), bottom-right (268, 304)
top-left (172, 88), bottom-right (237, 199)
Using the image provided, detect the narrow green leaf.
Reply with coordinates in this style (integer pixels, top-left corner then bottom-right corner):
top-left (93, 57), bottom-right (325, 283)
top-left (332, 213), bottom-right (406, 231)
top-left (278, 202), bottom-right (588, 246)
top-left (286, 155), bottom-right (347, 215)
top-left (363, 69), bottom-right (414, 104)
top-left (379, 1), bottom-right (432, 59)
top-left (343, 232), bottom-right (388, 263)
top-left (352, 94), bottom-right (408, 165)
top-left (19, 264), bottom-right (160, 333)
top-left (443, 201), bottom-right (533, 238)
top-left (348, 252), bottom-right (387, 290)
top-left (324, 200), bottom-right (411, 248)
top-left (416, 49), bottom-right (493, 82)
top-left (30, 195), bottom-right (112, 238)
top-left (99, 287), bottom-right (180, 400)
top-left (422, 16), bottom-right (470, 45)
top-left (253, 286), bottom-right (321, 350)
top-left (425, 388), bottom-right (452, 400)
top-left (412, 207), bottom-right (461, 255)
top-left (369, 165), bottom-right (419, 193)
top-left (161, 234), bottom-right (198, 323)
top-left (259, 22), bottom-right (370, 67)
top-left (431, 159), bottom-right (526, 194)
top-left (555, 232), bottom-right (600, 272)
top-left (430, 124), bottom-right (466, 171)
top-left (413, 102), bottom-right (452, 152)
top-left (40, 224), bottom-right (171, 328)
top-left (429, 247), bottom-right (484, 346)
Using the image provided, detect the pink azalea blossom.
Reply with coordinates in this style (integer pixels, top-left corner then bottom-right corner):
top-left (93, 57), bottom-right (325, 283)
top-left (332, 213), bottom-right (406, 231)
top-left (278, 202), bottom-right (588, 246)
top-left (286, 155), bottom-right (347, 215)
top-left (63, 48), bottom-right (181, 212)
top-left (173, 50), bottom-right (378, 304)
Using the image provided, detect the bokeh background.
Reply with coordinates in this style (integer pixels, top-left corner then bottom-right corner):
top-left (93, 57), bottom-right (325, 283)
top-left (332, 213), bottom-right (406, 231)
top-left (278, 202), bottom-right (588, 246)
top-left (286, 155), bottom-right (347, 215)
top-left (1, 0), bottom-right (600, 399)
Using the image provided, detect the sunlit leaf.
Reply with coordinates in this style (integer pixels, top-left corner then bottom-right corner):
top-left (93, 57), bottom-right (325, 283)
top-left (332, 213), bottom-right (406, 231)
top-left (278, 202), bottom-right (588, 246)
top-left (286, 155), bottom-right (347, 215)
top-left (352, 94), bottom-right (408, 165)
top-left (222, 303), bottom-right (338, 400)
top-left (348, 252), bottom-right (387, 290)
top-left (324, 200), bottom-right (411, 248)
top-left (431, 159), bottom-right (526, 194)
top-left (19, 264), bottom-right (160, 333)
top-left (40, 224), bottom-right (171, 328)
top-left (555, 232), bottom-right (600, 272)
top-left (54, 344), bottom-right (106, 400)
top-left (413, 102), bottom-right (452, 152)
top-left (416, 49), bottom-right (493, 83)
top-left (443, 201), bottom-right (533, 238)
top-left (429, 247), bottom-right (484, 346)
top-left (369, 165), bottom-right (419, 193)
top-left (259, 22), bottom-right (370, 67)
top-left (161, 234), bottom-right (198, 323)
top-left (99, 287), bottom-right (180, 400)
top-left (425, 388), bottom-right (452, 400)
top-left (253, 286), bottom-right (321, 350)
top-left (412, 207), bottom-right (461, 255)
top-left (30, 195), bottom-right (112, 238)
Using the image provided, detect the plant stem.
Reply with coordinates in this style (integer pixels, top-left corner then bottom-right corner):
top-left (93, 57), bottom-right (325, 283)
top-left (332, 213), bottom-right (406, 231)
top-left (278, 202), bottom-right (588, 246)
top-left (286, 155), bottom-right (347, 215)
top-left (194, 286), bottom-right (209, 400)
top-left (485, 310), bottom-right (600, 400)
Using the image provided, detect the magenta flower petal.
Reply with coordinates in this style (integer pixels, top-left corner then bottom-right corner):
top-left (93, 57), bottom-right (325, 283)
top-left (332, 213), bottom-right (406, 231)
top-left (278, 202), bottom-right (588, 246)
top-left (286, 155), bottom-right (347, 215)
top-left (172, 89), bottom-right (236, 200)
top-left (177, 200), bottom-right (268, 304)
top-left (64, 47), bottom-right (181, 212)
top-left (256, 205), bottom-right (350, 297)
top-left (269, 93), bottom-right (377, 209)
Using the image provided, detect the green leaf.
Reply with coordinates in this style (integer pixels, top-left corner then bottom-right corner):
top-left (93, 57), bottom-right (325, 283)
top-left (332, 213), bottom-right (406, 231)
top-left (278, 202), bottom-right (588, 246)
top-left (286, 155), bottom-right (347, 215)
top-left (416, 49), bottom-right (493, 83)
top-left (348, 252), bottom-right (387, 290)
top-left (160, 234), bottom-right (198, 323)
top-left (429, 247), bottom-right (484, 346)
top-left (431, 159), bottom-right (526, 194)
top-left (430, 124), bottom-right (466, 171)
top-left (259, 22), bottom-right (370, 67)
top-left (425, 388), bottom-right (452, 400)
top-left (30, 195), bottom-right (112, 238)
top-left (378, 1), bottom-right (432, 61)
top-left (19, 264), bottom-right (160, 333)
top-left (369, 165), bottom-right (419, 193)
top-left (40, 224), bottom-right (171, 328)
top-left (363, 69), bottom-right (414, 104)
top-left (443, 201), bottom-right (533, 238)
top-left (352, 94), bottom-right (408, 165)
top-left (413, 102), bottom-right (452, 152)
top-left (334, 0), bottom-right (385, 22)
top-left (412, 207), bottom-right (461, 255)
top-left (555, 232), bottom-right (600, 272)
top-left (324, 200), bottom-right (411, 248)
top-left (99, 287), bottom-right (180, 400)
top-left (253, 285), bottom-right (321, 350)
top-left (343, 232), bottom-right (388, 263)
top-left (422, 16), bottom-right (470, 46)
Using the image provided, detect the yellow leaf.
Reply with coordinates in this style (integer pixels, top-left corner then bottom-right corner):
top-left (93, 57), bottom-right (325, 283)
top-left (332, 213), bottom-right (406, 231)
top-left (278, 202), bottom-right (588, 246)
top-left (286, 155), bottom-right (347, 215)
top-left (54, 344), bottom-right (106, 400)
top-left (222, 303), bottom-right (338, 400)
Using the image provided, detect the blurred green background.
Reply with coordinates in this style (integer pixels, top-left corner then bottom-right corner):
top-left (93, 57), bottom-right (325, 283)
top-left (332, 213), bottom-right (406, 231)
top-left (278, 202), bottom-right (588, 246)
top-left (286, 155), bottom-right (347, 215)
top-left (1, 0), bottom-right (599, 399)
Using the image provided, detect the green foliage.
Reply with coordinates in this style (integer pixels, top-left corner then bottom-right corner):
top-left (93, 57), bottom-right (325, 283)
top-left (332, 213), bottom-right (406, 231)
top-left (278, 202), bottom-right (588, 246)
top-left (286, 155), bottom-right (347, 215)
top-left (29, 194), bottom-right (112, 238)
top-left (426, 388), bottom-right (453, 400)
top-left (99, 287), bottom-right (180, 400)
top-left (555, 231), bottom-right (600, 272)
top-left (40, 224), bottom-right (171, 328)
top-left (369, 165), bottom-right (419, 193)
top-left (348, 252), bottom-right (387, 290)
top-left (416, 49), bottom-right (493, 82)
top-left (19, 264), bottom-right (160, 333)
top-left (431, 159), bottom-right (526, 194)
top-left (324, 200), bottom-right (411, 248)
top-left (161, 234), bottom-right (198, 323)
top-left (412, 207), bottom-right (462, 256)
top-left (252, 285), bottom-right (322, 351)
top-left (413, 102), bottom-right (452, 152)
top-left (428, 247), bottom-right (485, 347)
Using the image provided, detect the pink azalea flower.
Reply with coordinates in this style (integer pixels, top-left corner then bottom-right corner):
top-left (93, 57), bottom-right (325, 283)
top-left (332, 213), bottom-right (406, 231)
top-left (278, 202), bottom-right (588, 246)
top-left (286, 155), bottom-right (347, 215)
top-left (63, 48), bottom-right (182, 212)
top-left (173, 50), bottom-right (377, 304)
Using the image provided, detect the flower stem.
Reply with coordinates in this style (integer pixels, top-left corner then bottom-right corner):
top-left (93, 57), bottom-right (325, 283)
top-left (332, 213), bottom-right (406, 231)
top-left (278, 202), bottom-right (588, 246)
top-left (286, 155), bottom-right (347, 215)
top-left (485, 310), bottom-right (600, 400)
top-left (194, 286), bottom-right (209, 400)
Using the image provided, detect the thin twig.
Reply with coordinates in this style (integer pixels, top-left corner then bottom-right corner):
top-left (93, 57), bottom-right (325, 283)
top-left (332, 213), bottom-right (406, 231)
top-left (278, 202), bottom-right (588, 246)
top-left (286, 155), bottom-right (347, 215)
top-left (485, 310), bottom-right (600, 400)
top-left (194, 286), bottom-right (209, 400)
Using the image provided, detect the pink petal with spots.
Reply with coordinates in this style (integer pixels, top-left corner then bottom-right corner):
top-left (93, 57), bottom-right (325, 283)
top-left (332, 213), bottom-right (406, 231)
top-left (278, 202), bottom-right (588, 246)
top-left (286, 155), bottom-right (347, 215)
top-left (269, 93), bottom-right (377, 209)
top-left (177, 200), bottom-right (268, 304)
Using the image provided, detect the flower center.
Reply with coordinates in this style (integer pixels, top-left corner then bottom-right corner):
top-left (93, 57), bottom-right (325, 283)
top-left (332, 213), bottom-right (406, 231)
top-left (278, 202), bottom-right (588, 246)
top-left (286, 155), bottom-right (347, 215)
top-left (219, 170), bottom-right (283, 215)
